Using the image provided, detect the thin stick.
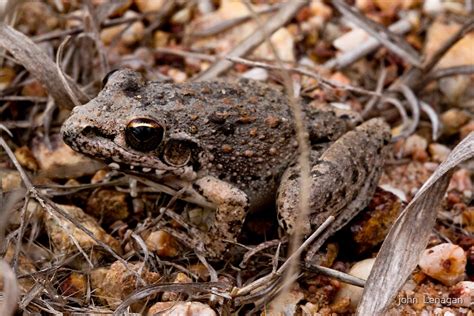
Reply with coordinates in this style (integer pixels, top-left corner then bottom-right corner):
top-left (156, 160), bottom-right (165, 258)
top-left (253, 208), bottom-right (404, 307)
top-left (56, 36), bottom-right (82, 107)
top-left (233, 216), bottom-right (334, 297)
top-left (397, 84), bottom-right (420, 137)
top-left (423, 65), bottom-right (474, 83)
top-left (32, 13), bottom-right (154, 43)
top-left (193, 1), bottom-right (308, 81)
top-left (309, 265), bottom-right (365, 287)
top-left (324, 18), bottom-right (413, 70)
top-left (0, 137), bottom-right (146, 286)
top-left (332, 0), bottom-right (421, 67)
top-left (0, 24), bottom-right (88, 109)
top-left (189, 4), bottom-right (282, 38)
top-left (422, 17), bottom-right (474, 73)
top-left (276, 216), bottom-right (335, 275)
top-left (227, 56), bottom-right (382, 97)
top-left (237, 2), bottom-right (311, 313)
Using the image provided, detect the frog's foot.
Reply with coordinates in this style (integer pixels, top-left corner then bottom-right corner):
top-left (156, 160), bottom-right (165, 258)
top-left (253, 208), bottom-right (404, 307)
top-left (277, 118), bottom-right (391, 263)
top-left (193, 176), bottom-right (249, 257)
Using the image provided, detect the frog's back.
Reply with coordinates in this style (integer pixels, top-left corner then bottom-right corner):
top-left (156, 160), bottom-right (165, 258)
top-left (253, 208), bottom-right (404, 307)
top-left (145, 79), bottom-right (292, 117)
top-left (142, 79), bottom-right (297, 211)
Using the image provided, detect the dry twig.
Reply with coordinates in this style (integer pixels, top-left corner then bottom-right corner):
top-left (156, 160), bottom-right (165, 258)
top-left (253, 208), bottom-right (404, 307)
top-left (0, 137), bottom-right (145, 287)
top-left (332, 0), bottom-right (421, 67)
top-left (324, 18), bottom-right (414, 70)
top-left (0, 24), bottom-right (89, 109)
top-left (193, 1), bottom-right (308, 81)
top-left (0, 260), bottom-right (20, 316)
top-left (188, 4), bottom-right (281, 38)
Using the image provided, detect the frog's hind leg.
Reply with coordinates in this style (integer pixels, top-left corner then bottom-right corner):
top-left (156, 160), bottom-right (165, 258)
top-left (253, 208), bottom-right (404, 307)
top-left (276, 118), bottom-right (391, 264)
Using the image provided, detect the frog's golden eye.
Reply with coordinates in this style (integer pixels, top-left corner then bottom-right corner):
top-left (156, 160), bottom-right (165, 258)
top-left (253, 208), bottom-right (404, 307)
top-left (125, 118), bottom-right (165, 152)
top-left (163, 140), bottom-right (193, 167)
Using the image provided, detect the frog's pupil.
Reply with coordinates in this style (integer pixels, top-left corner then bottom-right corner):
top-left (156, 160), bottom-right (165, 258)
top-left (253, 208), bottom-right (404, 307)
top-left (125, 119), bottom-right (164, 152)
top-left (132, 126), bottom-right (154, 141)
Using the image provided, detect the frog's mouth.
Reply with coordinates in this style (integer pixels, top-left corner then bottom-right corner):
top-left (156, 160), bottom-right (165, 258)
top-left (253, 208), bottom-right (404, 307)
top-left (62, 123), bottom-right (183, 175)
top-left (61, 115), bottom-right (210, 208)
top-left (64, 126), bottom-right (215, 208)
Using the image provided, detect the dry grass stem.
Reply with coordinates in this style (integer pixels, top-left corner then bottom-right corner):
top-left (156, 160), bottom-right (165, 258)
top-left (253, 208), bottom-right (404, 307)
top-left (424, 65), bottom-right (474, 83)
top-left (194, 1), bottom-right (308, 81)
top-left (114, 282), bottom-right (230, 314)
top-left (0, 24), bottom-right (88, 109)
top-left (332, 0), bottom-right (421, 67)
top-left (0, 137), bottom-right (145, 286)
top-left (189, 3), bottom-right (282, 38)
top-left (56, 36), bottom-right (83, 107)
top-left (0, 260), bottom-right (20, 316)
top-left (235, 1), bottom-right (311, 313)
top-left (324, 18), bottom-right (414, 70)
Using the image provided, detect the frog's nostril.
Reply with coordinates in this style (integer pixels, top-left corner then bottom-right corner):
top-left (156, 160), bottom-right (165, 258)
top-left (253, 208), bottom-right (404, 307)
top-left (82, 125), bottom-right (115, 140)
top-left (82, 125), bottom-right (96, 136)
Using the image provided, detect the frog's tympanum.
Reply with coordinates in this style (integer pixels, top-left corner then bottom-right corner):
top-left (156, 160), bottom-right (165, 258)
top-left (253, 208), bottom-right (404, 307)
top-left (61, 69), bottom-right (390, 257)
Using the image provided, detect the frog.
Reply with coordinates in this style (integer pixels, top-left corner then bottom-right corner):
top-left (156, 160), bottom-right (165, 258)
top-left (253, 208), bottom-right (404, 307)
top-left (61, 69), bottom-right (391, 258)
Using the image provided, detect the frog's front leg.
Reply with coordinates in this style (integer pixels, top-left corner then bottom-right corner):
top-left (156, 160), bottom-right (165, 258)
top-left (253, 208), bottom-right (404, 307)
top-left (193, 176), bottom-right (249, 256)
top-left (277, 118), bottom-right (391, 258)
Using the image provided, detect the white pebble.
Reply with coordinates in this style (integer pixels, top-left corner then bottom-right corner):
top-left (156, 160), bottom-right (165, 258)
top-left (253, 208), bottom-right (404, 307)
top-left (108, 162), bottom-right (120, 170)
top-left (428, 143), bottom-right (451, 163)
top-left (419, 243), bottom-right (466, 286)
top-left (241, 67), bottom-right (268, 81)
top-left (423, 0), bottom-right (443, 15)
top-left (403, 134), bottom-right (428, 157)
top-left (334, 258), bottom-right (375, 309)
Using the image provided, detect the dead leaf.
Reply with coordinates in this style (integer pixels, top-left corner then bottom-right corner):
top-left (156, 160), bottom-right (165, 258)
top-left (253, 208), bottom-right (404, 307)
top-left (357, 132), bottom-right (474, 315)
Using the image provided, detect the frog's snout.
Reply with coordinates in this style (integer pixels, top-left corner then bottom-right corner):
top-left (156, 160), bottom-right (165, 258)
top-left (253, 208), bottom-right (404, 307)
top-left (61, 113), bottom-right (81, 148)
top-left (61, 112), bottom-right (99, 151)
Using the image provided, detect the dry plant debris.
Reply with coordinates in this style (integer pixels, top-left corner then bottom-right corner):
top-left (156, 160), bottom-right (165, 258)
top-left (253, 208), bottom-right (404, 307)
top-left (0, 0), bottom-right (473, 315)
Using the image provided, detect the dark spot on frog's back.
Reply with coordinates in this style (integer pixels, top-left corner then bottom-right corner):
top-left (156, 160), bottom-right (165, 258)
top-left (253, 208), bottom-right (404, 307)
top-left (119, 82), bottom-right (142, 98)
top-left (208, 112), bottom-right (226, 124)
top-left (351, 168), bottom-right (359, 184)
top-left (217, 123), bottom-right (235, 136)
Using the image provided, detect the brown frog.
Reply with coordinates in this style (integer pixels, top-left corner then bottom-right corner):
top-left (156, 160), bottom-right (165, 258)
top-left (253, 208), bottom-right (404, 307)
top-left (61, 69), bottom-right (391, 256)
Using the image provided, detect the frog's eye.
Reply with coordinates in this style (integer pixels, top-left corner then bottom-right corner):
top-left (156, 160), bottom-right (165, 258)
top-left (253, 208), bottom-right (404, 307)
top-left (125, 118), bottom-right (165, 152)
top-left (163, 140), bottom-right (193, 167)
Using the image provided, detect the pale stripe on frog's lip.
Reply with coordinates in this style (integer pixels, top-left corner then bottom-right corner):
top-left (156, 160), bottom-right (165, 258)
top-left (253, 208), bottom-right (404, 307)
top-left (107, 162), bottom-right (165, 176)
top-left (108, 162), bottom-right (120, 169)
top-left (104, 158), bottom-right (199, 187)
top-left (70, 133), bottom-right (178, 172)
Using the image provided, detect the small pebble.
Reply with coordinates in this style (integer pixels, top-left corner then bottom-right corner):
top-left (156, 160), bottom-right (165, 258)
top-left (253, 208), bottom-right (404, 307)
top-left (100, 11), bottom-right (144, 46)
top-left (428, 143), bottom-right (451, 163)
top-left (145, 230), bottom-right (179, 257)
top-left (241, 67), bottom-right (268, 81)
top-left (418, 243), bottom-right (466, 286)
top-left (448, 169), bottom-right (472, 197)
top-left (423, 0), bottom-right (443, 14)
top-left (441, 109), bottom-right (470, 136)
top-left (334, 258), bottom-right (375, 309)
top-left (402, 134), bottom-right (428, 159)
top-left (149, 302), bottom-right (216, 316)
top-left (449, 281), bottom-right (474, 307)
top-left (460, 121), bottom-right (474, 140)
top-left (135, 0), bottom-right (165, 13)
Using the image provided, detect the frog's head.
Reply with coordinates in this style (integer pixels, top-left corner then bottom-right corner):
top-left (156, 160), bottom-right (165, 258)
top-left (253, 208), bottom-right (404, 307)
top-left (61, 69), bottom-right (202, 180)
